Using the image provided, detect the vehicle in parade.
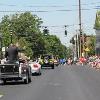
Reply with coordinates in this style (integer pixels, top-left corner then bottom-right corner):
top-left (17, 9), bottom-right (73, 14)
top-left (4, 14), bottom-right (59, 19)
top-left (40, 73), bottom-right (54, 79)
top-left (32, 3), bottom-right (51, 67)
top-left (0, 59), bottom-right (32, 84)
top-left (29, 60), bottom-right (41, 75)
top-left (53, 59), bottom-right (59, 66)
top-left (40, 54), bottom-right (55, 69)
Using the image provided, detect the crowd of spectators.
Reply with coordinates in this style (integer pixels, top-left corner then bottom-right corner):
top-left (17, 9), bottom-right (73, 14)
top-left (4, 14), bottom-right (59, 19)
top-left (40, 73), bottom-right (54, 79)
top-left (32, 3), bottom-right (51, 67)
top-left (88, 55), bottom-right (100, 69)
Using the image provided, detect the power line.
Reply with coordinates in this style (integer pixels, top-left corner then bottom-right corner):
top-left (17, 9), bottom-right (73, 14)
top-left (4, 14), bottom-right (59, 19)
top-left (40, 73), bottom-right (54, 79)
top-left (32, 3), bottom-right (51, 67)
top-left (40, 23), bottom-right (92, 28)
top-left (26, 5), bottom-right (64, 8)
top-left (0, 3), bottom-right (64, 8)
top-left (0, 8), bottom-right (97, 13)
top-left (0, 10), bottom-right (49, 12)
top-left (0, 1), bottom-right (100, 8)
top-left (72, 2), bottom-right (100, 6)
top-left (41, 24), bottom-right (79, 28)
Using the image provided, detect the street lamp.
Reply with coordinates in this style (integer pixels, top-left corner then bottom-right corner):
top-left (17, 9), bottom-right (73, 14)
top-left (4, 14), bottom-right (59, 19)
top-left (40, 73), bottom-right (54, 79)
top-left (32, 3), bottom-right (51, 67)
top-left (0, 33), bottom-right (3, 59)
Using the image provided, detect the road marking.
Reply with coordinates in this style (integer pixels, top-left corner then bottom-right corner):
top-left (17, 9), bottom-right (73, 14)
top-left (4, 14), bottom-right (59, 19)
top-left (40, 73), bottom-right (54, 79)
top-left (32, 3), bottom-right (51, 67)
top-left (0, 94), bottom-right (4, 98)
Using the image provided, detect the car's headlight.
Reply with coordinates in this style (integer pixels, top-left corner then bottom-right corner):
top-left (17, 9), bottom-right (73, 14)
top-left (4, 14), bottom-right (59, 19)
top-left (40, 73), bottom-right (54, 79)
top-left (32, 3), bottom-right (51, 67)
top-left (49, 60), bottom-right (53, 64)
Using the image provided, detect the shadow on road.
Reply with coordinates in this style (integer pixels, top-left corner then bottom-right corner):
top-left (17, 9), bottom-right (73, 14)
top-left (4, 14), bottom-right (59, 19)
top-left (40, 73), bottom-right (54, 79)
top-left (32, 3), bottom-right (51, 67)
top-left (0, 81), bottom-right (28, 86)
top-left (41, 67), bottom-right (54, 70)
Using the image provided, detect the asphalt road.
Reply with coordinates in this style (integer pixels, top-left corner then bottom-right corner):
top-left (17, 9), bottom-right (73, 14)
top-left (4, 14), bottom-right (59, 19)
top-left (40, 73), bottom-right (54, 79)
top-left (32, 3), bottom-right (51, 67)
top-left (1, 64), bottom-right (100, 100)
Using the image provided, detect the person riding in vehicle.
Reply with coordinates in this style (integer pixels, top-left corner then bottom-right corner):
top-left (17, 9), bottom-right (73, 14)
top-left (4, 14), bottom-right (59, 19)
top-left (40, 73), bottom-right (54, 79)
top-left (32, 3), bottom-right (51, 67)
top-left (5, 43), bottom-right (20, 63)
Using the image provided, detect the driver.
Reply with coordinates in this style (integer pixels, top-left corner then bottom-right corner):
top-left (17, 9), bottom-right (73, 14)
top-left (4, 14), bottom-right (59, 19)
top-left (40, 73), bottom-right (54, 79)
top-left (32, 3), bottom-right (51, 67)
top-left (5, 43), bottom-right (20, 63)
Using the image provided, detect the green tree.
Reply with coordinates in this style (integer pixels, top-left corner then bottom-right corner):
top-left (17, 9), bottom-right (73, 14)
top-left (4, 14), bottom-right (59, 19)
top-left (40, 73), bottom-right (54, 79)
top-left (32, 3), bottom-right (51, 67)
top-left (87, 36), bottom-right (96, 55)
top-left (0, 12), bottom-right (43, 57)
top-left (43, 34), bottom-right (68, 58)
top-left (94, 11), bottom-right (100, 29)
top-left (0, 12), bottom-right (68, 59)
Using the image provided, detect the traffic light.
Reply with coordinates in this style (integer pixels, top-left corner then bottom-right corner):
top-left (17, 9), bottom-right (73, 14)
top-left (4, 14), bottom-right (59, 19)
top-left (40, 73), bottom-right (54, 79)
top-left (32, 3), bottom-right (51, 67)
top-left (70, 37), bottom-right (75, 44)
top-left (64, 25), bottom-right (67, 36)
top-left (65, 30), bottom-right (67, 36)
top-left (43, 27), bottom-right (49, 35)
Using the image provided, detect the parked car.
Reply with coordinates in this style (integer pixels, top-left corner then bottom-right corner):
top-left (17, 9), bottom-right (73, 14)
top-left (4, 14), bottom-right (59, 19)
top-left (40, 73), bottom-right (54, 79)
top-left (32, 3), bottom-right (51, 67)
top-left (41, 54), bottom-right (54, 69)
top-left (29, 61), bottom-right (41, 75)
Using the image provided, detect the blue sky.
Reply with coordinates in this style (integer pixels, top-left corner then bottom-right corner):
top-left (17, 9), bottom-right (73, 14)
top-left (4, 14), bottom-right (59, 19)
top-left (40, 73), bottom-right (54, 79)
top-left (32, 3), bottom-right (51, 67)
top-left (0, 0), bottom-right (99, 46)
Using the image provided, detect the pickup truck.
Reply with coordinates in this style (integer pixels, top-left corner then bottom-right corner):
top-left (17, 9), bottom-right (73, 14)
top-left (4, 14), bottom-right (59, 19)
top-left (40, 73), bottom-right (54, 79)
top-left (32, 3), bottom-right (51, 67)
top-left (0, 60), bottom-right (31, 85)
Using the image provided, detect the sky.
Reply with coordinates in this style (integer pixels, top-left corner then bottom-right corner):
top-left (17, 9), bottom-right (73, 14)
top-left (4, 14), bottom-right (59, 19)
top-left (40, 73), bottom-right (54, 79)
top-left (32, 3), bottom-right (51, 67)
top-left (0, 0), bottom-right (99, 46)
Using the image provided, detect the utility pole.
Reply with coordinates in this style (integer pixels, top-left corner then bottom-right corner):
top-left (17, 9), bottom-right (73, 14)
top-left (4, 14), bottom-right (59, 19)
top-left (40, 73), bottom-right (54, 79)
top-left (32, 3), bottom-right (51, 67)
top-left (79, 0), bottom-right (82, 57)
top-left (74, 34), bottom-right (77, 60)
top-left (76, 30), bottom-right (80, 58)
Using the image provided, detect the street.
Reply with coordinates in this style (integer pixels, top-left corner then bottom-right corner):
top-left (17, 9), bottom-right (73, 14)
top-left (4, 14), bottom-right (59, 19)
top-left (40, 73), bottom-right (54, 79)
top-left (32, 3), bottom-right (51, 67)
top-left (0, 64), bottom-right (100, 100)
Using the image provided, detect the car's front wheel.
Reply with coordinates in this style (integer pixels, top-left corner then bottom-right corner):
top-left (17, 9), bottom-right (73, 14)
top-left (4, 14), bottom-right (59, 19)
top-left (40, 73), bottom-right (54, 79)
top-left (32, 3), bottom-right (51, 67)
top-left (38, 70), bottom-right (41, 75)
top-left (52, 64), bottom-right (54, 69)
top-left (28, 75), bottom-right (32, 83)
top-left (2, 79), bottom-right (6, 85)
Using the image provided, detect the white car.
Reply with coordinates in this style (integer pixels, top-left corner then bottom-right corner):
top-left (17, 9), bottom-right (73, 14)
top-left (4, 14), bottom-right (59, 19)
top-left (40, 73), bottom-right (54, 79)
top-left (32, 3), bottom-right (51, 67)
top-left (29, 61), bottom-right (41, 75)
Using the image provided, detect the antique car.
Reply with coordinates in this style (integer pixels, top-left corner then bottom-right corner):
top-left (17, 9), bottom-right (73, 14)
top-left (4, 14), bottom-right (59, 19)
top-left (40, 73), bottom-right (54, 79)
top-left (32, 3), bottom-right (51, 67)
top-left (0, 59), bottom-right (32, 84)
top-left (40, 54), bottom-right (54, 69)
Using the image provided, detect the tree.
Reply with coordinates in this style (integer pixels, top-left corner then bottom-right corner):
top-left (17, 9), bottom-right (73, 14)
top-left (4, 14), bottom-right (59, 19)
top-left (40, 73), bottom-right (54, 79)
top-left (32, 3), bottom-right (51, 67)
top-left (94, 11), bottom-right (100, 29)
top-left (43, 34), bottom-right (68, 58)
top-left (0, 12), bottom-right (68, 59)
top-left (0, 12), bottom-right (43, 57)
top-left (86, 35), bottom-right (96, 55)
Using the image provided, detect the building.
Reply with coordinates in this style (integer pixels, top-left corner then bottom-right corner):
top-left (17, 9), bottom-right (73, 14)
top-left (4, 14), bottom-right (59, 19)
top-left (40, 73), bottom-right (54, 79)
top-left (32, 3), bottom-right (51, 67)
top-left (94, 11), bottom-right (100, 56)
